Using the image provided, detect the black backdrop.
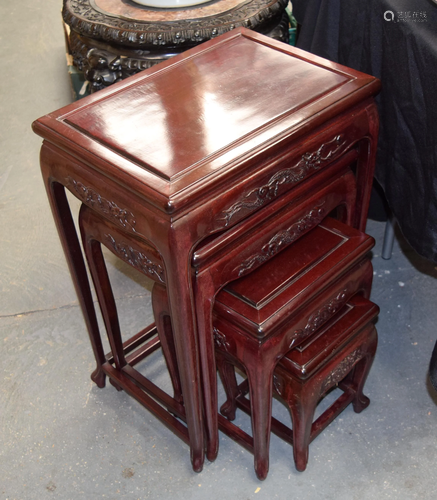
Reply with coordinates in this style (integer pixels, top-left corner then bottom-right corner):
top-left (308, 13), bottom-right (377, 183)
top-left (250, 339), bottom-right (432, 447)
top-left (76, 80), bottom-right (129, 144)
top-left (292, 0), bottom-right (437, 263)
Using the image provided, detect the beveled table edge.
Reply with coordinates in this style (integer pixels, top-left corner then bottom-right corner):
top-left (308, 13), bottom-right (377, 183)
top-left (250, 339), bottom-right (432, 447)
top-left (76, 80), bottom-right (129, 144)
top-left (32, 28), bottom-right (381, 216)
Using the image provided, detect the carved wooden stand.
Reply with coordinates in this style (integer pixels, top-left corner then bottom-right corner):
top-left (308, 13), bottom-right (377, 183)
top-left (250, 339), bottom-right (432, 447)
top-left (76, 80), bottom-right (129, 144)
top-left (217, 296), bottom-right (379, 475)
top-left (77, 162), bottom-right (361, 463)
top-left (63, 0), bottom-right (289, 91)
top-left (33, 29), bottom-right (380, 473)
top-left (151, 218), bottom-right (378, 479)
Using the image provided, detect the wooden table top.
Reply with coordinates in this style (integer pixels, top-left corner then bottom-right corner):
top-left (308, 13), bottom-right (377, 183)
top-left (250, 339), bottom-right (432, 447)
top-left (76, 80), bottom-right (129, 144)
top-left (215, 218), bottom-right (374, 332)
top-left (33, 28), bottom-right (380, 214)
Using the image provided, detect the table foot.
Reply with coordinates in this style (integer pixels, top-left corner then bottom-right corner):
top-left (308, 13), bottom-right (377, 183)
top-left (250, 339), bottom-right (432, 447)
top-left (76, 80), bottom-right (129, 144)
top-left (110, 378), bottom-right (124, 392)
top-left (191, 452), bottom-right (204, 473)
top-left (91, 368), bottom-right (106, 388)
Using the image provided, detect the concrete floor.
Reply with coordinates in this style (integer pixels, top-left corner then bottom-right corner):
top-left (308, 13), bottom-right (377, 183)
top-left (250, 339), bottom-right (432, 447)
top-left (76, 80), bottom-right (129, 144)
top-left (1, 1), bottom-right (437, 498)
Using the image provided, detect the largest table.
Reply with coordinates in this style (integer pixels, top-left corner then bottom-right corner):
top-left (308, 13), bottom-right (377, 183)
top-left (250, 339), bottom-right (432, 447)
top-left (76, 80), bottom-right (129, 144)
top-left (33, 28), bottom-right (380, 472)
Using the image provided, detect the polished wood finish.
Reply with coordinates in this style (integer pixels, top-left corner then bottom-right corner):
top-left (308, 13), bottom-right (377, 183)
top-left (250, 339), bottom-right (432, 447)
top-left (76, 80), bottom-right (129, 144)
top-left (190, 164), bottom-right (358, 460)
top-left (33, 28), bottom-right (380, 472)
top-left (77, 164), bottom-right (358, 462)
top-left (152, 217), bottom-right (376, 479)
top-left (218, 295), bottom-right (378, 473)
top-left (64, 0), bottom-right (289, 91)
top-left (79, 204), bottom-right (190, 441)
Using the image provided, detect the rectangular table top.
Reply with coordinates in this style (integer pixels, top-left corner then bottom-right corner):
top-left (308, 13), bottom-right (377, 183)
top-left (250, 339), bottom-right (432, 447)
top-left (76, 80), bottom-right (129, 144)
top-left (33, 28), bottom-right (380, 214)
top-left (214, 217), bottom-right (374, 332)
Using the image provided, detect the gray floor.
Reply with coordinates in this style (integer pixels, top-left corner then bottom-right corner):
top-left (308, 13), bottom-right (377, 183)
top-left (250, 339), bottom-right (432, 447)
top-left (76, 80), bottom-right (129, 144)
top-left (2, 1), bottom-right (437, 498)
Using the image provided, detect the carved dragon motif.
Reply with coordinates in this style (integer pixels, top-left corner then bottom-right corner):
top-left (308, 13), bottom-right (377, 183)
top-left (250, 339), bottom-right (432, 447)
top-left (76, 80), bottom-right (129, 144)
top-left (291, 287), bottom-right (350, 349)
top-left (105, 234), bottom-right (165, 283)
top-left (236, 203), bottom-right (326, 277)
top-left (321, 348), bottom-right (363, 393)
top-left (218, 134), bottom-right (347, 227)
top-left (66, 176), bottom-right (137, 233)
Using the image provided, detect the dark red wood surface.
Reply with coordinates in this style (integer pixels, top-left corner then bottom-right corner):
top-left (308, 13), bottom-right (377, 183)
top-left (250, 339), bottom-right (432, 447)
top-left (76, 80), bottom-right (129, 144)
top-left (33, 28), bottom-right (380, 214)
top-left (151, 217), bottom-right (376, 479)
top-left (64, 38), bottom-right (348, 181)
top-left (33, 27), bottom-right (380, 473)
top-left (218, 296), bottom-right (379, 474)
top-left (77, 162), bottom-right (359, 469)
top-left (215, 218), bottom-right (374, 333)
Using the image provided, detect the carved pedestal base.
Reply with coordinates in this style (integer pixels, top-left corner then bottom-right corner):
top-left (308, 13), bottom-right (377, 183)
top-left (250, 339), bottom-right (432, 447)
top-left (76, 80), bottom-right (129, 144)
top-left (64, 0), bottom-right (289, 92)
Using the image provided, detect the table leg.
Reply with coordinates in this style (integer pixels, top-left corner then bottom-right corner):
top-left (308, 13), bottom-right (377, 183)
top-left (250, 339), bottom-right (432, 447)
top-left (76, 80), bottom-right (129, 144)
top-left (354, 102), bottom-right (380, 231)
top-left (162, 236), bottom-right (205, 472)
top-left (151, 283), bottom-right (183, 404)
top-left (80, 226), bottom-right (127, 371)
top-left (245, 360), bottom-right (275, 481)
top-left (194, 280), bottom-right (220, 462)
top-left (41, 170), bottom-right (106, 388)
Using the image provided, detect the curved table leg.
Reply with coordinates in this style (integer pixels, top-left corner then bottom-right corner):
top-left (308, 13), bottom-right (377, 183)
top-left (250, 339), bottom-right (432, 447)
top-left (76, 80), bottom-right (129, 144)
top-left (349, 328), bottom-right (378, 413)
top-left (152, 277), bottom-right (219, 463)
top-left (162, 235), bottom-right (205, 472)
top-left (354, 102), bottom-right (380, 231)
top-left (42, 172), bottom-right (106, 388)
top-left (245, 360), bottom-right (275, 480)
top-left (151, 283), bottom-right (183, 404)
top-left (217, 355), bottom-right (240, 421)
top-left (80, 226), bottom-right (127, 371)
top-left (41, 147), bottom-right (205, 472)
top-left (194, 280), bottom-right (220, 462)
top-left (287, 383), bottom-right (319, 472)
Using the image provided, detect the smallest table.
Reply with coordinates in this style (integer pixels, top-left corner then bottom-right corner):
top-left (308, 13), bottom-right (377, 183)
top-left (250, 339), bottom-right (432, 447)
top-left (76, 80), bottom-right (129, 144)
top-left (33, 28), bottom-right (380, 472)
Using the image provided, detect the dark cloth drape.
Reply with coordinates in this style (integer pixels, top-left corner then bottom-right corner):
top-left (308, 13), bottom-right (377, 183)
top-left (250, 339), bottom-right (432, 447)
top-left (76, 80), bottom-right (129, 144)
top-left (292, 0), bottom-right (437, 263)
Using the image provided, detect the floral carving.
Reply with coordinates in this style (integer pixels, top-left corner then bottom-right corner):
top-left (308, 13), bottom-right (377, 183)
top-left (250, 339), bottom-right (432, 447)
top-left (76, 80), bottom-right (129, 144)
top-left (63, 0), bottom-right (288, 49)
top-left (66, 176), bottom-right (137, 233)
top-left (236, 204), bottom-right (326, 277)
top-left (213, 327), bottom-right (230, 352)
top-left (291, 287), bottom-right (350, 348)
top-left (218, 135), bottom-right (347, 227)
top-left (105, 234), bottom-right (165, 283)
top-left (321, 348), bottom-right (363, 393)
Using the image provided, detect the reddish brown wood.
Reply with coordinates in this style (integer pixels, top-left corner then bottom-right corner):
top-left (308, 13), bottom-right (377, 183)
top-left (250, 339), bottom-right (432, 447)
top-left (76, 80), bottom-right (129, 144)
top-left (38, 142), bottom-right (207, 471)
top-left (105, 323), bottom-right (159, 363)
top-left (103, 362), bottom-right (190, 444)
top-left (64, 0), bottom-right (290, 92)
top-left (152, 217), bottom-right (376, 479)
top-left (190, 165), bottom-right (358, 460)
top-left (214, 271), bottom-right (375, 478)
top-left (276, 298), bottom-right (378, 472)
top-left (78, 162), bottom-right (359, 462)
top-left (40, 165), bottom-right (107, 389)
top-left (79, 204), bottom-right (182, 402)
top-left (218, 296), bottom-right (378, 473)
top-left (33, 28), bottom-right (380, 472)
top-left (210, 221), bottom-right (375, 480)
